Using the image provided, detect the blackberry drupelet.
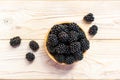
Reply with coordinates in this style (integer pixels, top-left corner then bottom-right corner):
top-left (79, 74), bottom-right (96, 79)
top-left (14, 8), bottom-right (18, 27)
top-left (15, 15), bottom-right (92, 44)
top-left (29, 40), bottom-right (39, 51)
top-left (54, 54), bottom-right (65, 63)
top-left (47, 34), bottom-right (58, 47)
top-left (70, 42), bottom-right (81, 53)
top-left (26, 52), bottom-right (35, 62)
top-left (83, 13), bottom-right (94, 22)
top-left (89, 25), bottom-right (98, 36)
top-left (64, 56), bottom-right (75, 64)
top-left (58, 31), bottom-right (69, 43)
top-left (80, 38), bottom-right (90, 52)
top-left (10, 36), bottom-right (21, 47)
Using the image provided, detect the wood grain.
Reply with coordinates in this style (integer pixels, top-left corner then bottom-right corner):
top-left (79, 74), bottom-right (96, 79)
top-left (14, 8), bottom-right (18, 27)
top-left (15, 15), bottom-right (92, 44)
top-left (0, 40), bottom-right (120, 79)
top-left (0, 1), bottom-right (120, 39)
top-left (0, 0), bottom-right (120, 79)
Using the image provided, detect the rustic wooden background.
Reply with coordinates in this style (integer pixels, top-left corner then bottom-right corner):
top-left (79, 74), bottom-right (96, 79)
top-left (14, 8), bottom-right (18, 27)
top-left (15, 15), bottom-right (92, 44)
top-left (0, 0), bottom-right (120, 79)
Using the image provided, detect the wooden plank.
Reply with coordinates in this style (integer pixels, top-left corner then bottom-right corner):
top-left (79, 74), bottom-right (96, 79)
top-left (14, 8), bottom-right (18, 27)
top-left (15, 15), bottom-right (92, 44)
top-left (0, 40), bottom-right (120, 79)
top-left (0, 1), bottom-right (120, 39)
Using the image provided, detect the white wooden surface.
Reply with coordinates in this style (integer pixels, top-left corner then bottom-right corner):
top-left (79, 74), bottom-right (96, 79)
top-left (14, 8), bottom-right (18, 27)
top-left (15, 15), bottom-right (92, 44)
top-left (0, 0), bottom-right (120, 79)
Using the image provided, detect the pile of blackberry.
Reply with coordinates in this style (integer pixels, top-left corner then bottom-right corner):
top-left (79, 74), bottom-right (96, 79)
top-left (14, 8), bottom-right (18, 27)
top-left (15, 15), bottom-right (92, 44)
top-left (46, 22), bottom-right (90, 64)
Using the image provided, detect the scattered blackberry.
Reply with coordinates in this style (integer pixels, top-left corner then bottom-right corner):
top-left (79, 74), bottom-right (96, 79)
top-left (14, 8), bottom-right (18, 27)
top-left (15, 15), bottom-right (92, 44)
top-left (58, 31), bottom-right (69, 43)
top-left (54, 54), bottom-right (65, 63)
top-left (47, 34), bottom-right (58, 47)
top-left (10, 36), bottom-right (21, 47)
top-left (26, 52), bottom-right (35, 62)
top-left (83, 13), bottom-right (94, 22)
top-left (64, 56), bottom-right (75, 64)
top-left (73, 52), bottom-right (83, 61)
top-left (29, 40), bottom-right (39, 51)
top-left (55, 44), bottom-right (67, 54)
top-left (50, 24), bottom-right (64, 35)
top-left (89, 25), bottom-right (98, 36)
top-left (70, 42), bottom-right (81, 53)
top-left (80, 38), bottom-right (90, 52)
top-left (69, 31), bottom-right (79, 42)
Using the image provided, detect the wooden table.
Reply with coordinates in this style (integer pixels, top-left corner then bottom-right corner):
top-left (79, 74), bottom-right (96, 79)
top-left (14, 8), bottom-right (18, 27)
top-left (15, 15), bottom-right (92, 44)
top-left (0, 0), bottom-right (120, 79)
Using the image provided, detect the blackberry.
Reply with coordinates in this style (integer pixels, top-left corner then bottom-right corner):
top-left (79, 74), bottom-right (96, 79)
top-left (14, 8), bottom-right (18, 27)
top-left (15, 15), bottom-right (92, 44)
top-left (58, 31), bottom-right (69, 43)
top-left (47, 34), bottom-right (58, 47)
top-left (10, 36), bottom-right (21, 47)
top-left (29, 40), bottom-right (39, 51)
top-left (65, 22), bottom-right (82, 32)
top-left (70, 42), bottom-right (81, 53)
top-left (78, 31), bottom-right (86, 40)
top-left (69, 31), bottom-right (79, 42)
top-left (50, 24), bottom-right (64, 35)
top-left (73, 52), bottom-right (83, 61)
top-left (83, 13), bottom-right (94, 22)
top-left (55, 44), bottom-right (67, 54)
top-left (47, 45), bottom-right (56, 56)
top-left (54, 54), bottom-right (65, 63)
top-left (89, 25), bottom-right (98, 36)
top-left (64, 56), bottom-right (75, 64)
top-left (80, 38), bottom-right (90, 52)
top-left (26, 52), bottom-right (35, 62)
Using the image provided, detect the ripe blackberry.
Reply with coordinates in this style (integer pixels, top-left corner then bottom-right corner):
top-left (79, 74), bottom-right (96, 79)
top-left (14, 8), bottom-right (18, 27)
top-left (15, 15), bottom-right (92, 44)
top-left (29, 40), bottom-right (39, 51)
top-left (26, 52), bottom-right (35, 62)
top-left (73, 52), bottom-right (83, 61)
top-left (80, 38), bottom-right (90, 52)
top-left (70, 42), bottom-right (81, 53)
top-left (47, 34), bottom-right (58, 47)
top-left (47, 45), bottom-right (56, 56)
top-left (64, 56), bottom-right (75, 64)
top-left (78, 31), bottom-right (86, 40)
top-left (83, 13), bottom-right (94, 22)
top-left (89, 25), bottom-right (98, 36)
top-left (54, 54), bottom-right (65, 63)
top-left (55, 44), bottom-right (67, 54)
top-left (50, 24), bottom-right (64, 35)
top-left (10, 36), bottom-right (21, 47)
top-left (69, 31), bottom-right (79, 42)
top-left (66, 22), bottom-right (82, 32)
top-left (58, 31), bottom-right (69, 43)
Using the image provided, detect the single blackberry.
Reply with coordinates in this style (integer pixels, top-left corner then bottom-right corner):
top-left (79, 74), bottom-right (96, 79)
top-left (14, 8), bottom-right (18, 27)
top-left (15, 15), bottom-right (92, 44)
top-left (80, 38), bottom-right (90, 52)
top-left (83, 13), bottom-right (94, 22)
top-left (58, 31), bottom-right (69, 43)
top-left (47, 45), bottom-right (56, 56)
top-left (73, 52), bottom-right (83, 61)
top-left (55, 44), bottom-right (67, 54)
top-left (47, 34), bottom-right (58, 47)
top-left (70, 42), bottom-right (81, 53)
top-left (64, 56), bottom-right (75, 64)
top-left (66, 23), bottom-right (82, 32)
top-left (69, 31), bottom-right (79, 42)
top-left (50, 24), bottom-right (64, 35)
top-left (78, 31), bottom-right (86, 40)
top-left (54, 54), bottom-right (65, 63)
top-left (26, 52), bottom-right (35, 62)
top-left (89, 25), bottom-right (98, 36)
top-left (10, 36), bottom-right (21, 47)
top-left (29, 40), bottom-right (39, 51)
